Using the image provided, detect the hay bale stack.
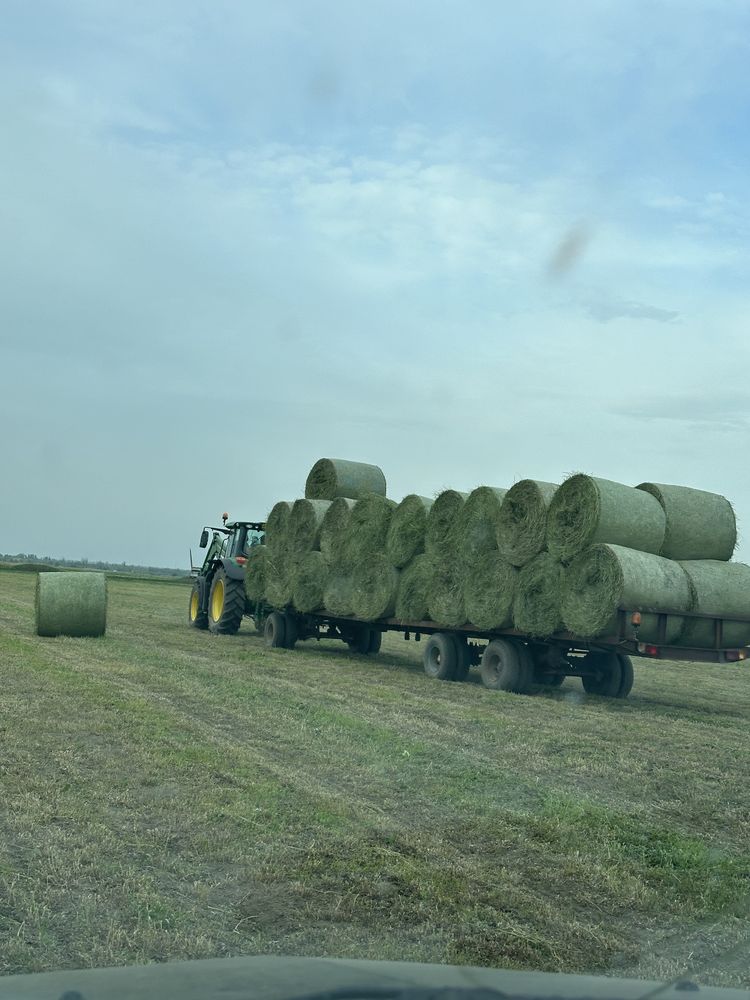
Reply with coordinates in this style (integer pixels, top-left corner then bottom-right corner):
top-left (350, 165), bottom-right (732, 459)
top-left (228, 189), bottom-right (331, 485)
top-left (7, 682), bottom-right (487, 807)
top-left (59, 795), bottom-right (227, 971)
top-left (292, 550), bottom-right (329, 613)
top-left (496, 480), bottom-right (558, 566)
top-left (427, 558), bottom-right (467, 628)
top-left (458, 487), bottom-right (507, 565)
top-left (464, 551), bottom-right (517, 631)
top-left (243, 545), bottom-right (267, 603)
top-left (288, 499), bottom-right (332, 556)
top-left (305, 458), bottom-right (387, 501)
top-left (320, 497), bottom-right (356, 567)
top-left (562, 544), bottom-right (694, 642)
top-left (425, 490), bottom-right (469, 558)
top-left (324, 573), bottom-right (354, 617)
top-left (512, 553), bottom-right (564, 637)
top-left (677, 561), bottom-right (750, 648)
top-left (395, 554), bottom-right (431, 621)
top-left (386, 495), bottom-right (433, 568)
top-left (342, 494), bottom-right (396, 566)
top-left (636, 482), bottom-right (737, 561)
top-left (263, 500), bottom-right (294, 607)
top-left (35, 572), bottom-right (107, 637)
top-left (351, 555), bottom-right (399, 621)
top-left (264, 500), bottom-right (292, 554)
top-left (547, 474), bottom-right (666, 564)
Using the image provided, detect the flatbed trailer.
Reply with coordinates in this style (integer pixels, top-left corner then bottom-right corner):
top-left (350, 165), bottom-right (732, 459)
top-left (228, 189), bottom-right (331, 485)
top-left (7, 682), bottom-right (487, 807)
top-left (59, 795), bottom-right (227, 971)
top-left (256, 603), bottom-right (750, 699)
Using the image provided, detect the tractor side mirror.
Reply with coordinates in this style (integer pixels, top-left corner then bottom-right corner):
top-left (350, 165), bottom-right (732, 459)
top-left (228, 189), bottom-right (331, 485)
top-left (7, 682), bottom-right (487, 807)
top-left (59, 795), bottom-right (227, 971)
top-left (199, 529), bottom-right (209, 549)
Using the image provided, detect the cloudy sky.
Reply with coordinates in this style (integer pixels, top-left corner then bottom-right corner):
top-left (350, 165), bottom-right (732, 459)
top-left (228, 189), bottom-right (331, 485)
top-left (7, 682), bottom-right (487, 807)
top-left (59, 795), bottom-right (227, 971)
top-left (2, 1), bottom-right (750, 566)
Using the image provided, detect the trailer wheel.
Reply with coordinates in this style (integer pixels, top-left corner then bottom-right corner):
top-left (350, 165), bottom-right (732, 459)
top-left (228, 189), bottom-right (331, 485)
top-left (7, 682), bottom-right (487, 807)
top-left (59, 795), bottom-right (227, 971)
top-left (581, 651), bottom-right (623, 697)
top-left (529, 642), bottom-right (565, 687)
top-left (616, 654), bottom-right (634, 699)
top-left (264, 611), bottom-right (287, 648)
top-left (188, 579), bottom-right (209, 630)
top-left (423, 633), bottom-right (457, 680)
top-left (480, 639), bottom-right (532, 693)
top-left (452, 636), bottom-right (471, 682)
top-left (283, 612), bottom-right (298, 649)
top-left (368, 629), bottom-right (382, 654)
top-left (347, 625), bottom-right (380, 655)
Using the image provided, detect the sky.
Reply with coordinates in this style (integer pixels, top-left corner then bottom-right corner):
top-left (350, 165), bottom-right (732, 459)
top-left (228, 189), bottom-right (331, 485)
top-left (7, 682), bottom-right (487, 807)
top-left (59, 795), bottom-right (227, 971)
top-left (2, 0), bottom-right (750, 567)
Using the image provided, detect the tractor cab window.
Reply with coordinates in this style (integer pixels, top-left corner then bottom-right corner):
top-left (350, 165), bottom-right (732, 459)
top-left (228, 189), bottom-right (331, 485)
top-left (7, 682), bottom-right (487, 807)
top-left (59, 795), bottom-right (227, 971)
top-left (244, 530), bottom-right (263, 553)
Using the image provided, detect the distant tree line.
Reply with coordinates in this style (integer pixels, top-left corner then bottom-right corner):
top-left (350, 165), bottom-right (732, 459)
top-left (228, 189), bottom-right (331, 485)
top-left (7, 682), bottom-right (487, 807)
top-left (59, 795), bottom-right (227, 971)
top-left (0, 553), bottom-right (187, 577)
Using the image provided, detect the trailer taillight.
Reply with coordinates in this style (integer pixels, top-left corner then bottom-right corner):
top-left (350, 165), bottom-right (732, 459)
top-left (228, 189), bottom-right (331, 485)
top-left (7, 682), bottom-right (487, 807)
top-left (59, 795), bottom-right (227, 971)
top-left (726, 649), bottom-right (747, 662)
top-left (630, 611), bottom-right (642, 626)
top-left (637, 642), bottom-right (659, 656)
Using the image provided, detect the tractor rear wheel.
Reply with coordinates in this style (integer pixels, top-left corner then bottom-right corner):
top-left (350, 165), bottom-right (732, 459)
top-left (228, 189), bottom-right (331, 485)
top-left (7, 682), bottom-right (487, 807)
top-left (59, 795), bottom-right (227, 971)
top-left (188, 579), bottom-right (209, 630)
top-left (208, 569), bottom-right (245, 635)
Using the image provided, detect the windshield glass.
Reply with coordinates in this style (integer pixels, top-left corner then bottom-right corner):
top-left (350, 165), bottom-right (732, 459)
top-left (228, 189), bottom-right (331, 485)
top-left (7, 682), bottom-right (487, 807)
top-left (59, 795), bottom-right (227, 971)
top-left (2, 1), bottom-right (750, 993)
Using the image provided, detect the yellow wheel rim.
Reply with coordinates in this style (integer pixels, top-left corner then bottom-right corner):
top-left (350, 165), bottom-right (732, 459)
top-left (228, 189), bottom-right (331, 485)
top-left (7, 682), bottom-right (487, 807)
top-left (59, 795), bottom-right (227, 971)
top-left (211, 579), bottom-right (225, 621)
top-left (190, 591), bottom-right (199, 621)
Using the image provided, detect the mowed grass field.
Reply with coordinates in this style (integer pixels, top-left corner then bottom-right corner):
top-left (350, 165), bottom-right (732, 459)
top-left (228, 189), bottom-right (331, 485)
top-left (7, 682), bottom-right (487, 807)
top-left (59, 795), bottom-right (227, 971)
top-left (2, 571), bottom-right (750, 987)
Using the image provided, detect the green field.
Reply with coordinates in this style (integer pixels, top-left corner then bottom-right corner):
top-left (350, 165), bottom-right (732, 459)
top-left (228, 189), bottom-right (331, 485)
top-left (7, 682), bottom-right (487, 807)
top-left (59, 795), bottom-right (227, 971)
top-left (1, 570), bottom-right (750, 987)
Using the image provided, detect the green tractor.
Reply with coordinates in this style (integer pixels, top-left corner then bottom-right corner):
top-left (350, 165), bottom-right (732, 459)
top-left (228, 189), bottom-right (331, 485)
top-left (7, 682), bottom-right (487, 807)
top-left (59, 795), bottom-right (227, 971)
top-left (188, 515), bottom-right (265, 634)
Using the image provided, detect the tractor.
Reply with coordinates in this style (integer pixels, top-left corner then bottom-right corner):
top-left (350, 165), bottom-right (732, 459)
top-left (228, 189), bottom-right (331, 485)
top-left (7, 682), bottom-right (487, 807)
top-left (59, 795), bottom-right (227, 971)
top-left (188, 515), bottom-right (265, 634)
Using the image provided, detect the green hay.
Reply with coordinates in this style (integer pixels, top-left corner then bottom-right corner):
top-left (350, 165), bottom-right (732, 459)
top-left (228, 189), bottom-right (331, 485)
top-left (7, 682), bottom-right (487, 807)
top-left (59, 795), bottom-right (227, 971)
top-left (243, 545), bottom-right (267, 603)
top-left (288, 499), bottom-right (332, 555)
top-left (305, 458), bottom-right (387, 500)
top-left (342, 493), bottom-right (396, 566)
top-left (265, 501), bottom-right (293, 556)
top-left (464, 550), bottom-right (517, 631)
top-left (264, 549), bottom-right (293, 608)
top-left (677, 560), bottom-right (750, 648)
top-left (319, 498), bottom-right (355, 566)
top-left (546, 474), bottom-right (666, 564)
top-left (562, 543), bottom-right (694, 642)
top-left (637, 482), bottom-right (737, 561)
top-left (457, 486), bottom-right (507, 566)
top-left (394, 554), bottom-right (431, 621)
top-left (35, 571), bottom-right (107, 637)
top-left (324, 573), bottom-right (354, 617)
top-left (426, 557), bottom-right (467, 628)
top-left (496, 479), bottom-right (559, 566)
top-left (351, 555), bottom-right (399, 621)
top-left (425, 490), bottom-right (469, 560)
top-left (386, 495), bottom-right (433, 568)
top-left (292, 550), bottom-right (329, 613)
top-left (512, 553), bottom-right (564, 638)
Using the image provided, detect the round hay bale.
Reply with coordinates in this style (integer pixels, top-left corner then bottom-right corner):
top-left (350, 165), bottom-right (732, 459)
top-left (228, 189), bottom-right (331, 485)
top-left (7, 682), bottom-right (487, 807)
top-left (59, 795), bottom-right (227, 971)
top-left (458, 487), bottom-right (507, 566)
top-left (305, 458), bottom-right (387, 500)
top-left (636, 482), bottom-right (737, 561)
top-left (288, 499), bottom-right (332, 555)
top-left (394, 553), bottom-right (431, 621)
top-left (243, 544), bottom-right (267, 603)
top-left (292, 550), bottom-right (329, 613)
top-left (512, 553), bottom-right (564, 637)
top-left (386, 494), bottom-right (434, 568)
top-left (35, 571), bottom-right (107, 637)
top-left (265, 500), bottom-right (293, 555)
top-left (426, 557), bottom-right (467, 628)
top-left (677, 560), bottom-right (750, 648)
top-left (425, 490), bottom-right (469, 559)
top-left (351, 555), bottom-right (399, 621)
top-left (324, 573), bottom-right (354, 617)
top-left (264, 549), bottom-right (293, 608)
top-left (342, 493), bottom-right (396, 566)
top-left (319, 497), bottom-right (355, 566)
top-left (546, 474), bottom-right (666, 564)
top-left (496, 480), bottom-right (559, 566)
top-left (562, 543), bottom-right (694, 642)
top-left (464, 551), bottom-right (517, 631)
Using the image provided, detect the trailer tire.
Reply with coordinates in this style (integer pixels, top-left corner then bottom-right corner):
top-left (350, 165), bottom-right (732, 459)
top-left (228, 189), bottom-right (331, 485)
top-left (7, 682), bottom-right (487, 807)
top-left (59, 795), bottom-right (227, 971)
top-left (528, 642), bottom-right (565, 687)
top-left (616, 654), bottom-right (634, 699)
top-left (423, 633), bottom-right (457, 680)
top-left (581, 651), bottom-right (623, 697)
top-left (264, 611), bottom-right (287, 648)
top-left (283, 612), bottom-right (298, 649)
top-left (208, 569), bottom-right (245, 635)
top-left (368, 629), bottom-right (382, 654)
top-left (452, 635), bottom-right (471, 682)
top-left (188, 579), bottom-right (209, 630)
top-left (480, 639), bottom-right (532, 693)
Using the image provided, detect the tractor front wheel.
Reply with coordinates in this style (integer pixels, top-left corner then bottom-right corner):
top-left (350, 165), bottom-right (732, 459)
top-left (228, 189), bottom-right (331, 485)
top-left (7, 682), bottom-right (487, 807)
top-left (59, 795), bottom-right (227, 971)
top-left (188, 579), bottom-right (209, 630)
top-left (208, 569), bottom-right (245, 635)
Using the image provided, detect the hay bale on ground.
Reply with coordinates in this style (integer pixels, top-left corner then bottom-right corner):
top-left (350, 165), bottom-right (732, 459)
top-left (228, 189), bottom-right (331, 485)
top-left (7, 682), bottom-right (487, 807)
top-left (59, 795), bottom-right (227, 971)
top-left (512, 553), bottom-right (564, 637)
top-left (243, 545), bottom-right (267, 603)
top-left (342, 493), bottom-right (396, 566)
top-left (458, 487), bottom-right (507, 566)
top-left (351, 555), bottom-right (399, 621)
top-left (305, 458), bottom-right (387, 500)
top-left (636, 482), bottom-right (737, 561)
top-left (546, 474), bottom-right (665, 564)
top-left (320, 497), bottom-right (355, 567)
top-left (425, 490), bottom-right (469, 559)
top-left (386, 495), bottom-right (433, 568)
top-left (496, 480), bottom-right (558, 566)
top-left (288, 499), bottom-right (332, 555)
top-left (677, 561), bottom-right (750, 648)
top-left (562, 544), bottom-right (694, 642)
top-left (426, 557), bottom-right (467, 628)
top-left (324, 573), bottom-right (354, 617)
top-left (36, 572), bottom-right (107, 637)
top-left (464, 551), bottom-right (517, 631)
top-left (395, 554), bottom-right (431, 621)
top-left (292, 551), bottom-right (329, 613)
